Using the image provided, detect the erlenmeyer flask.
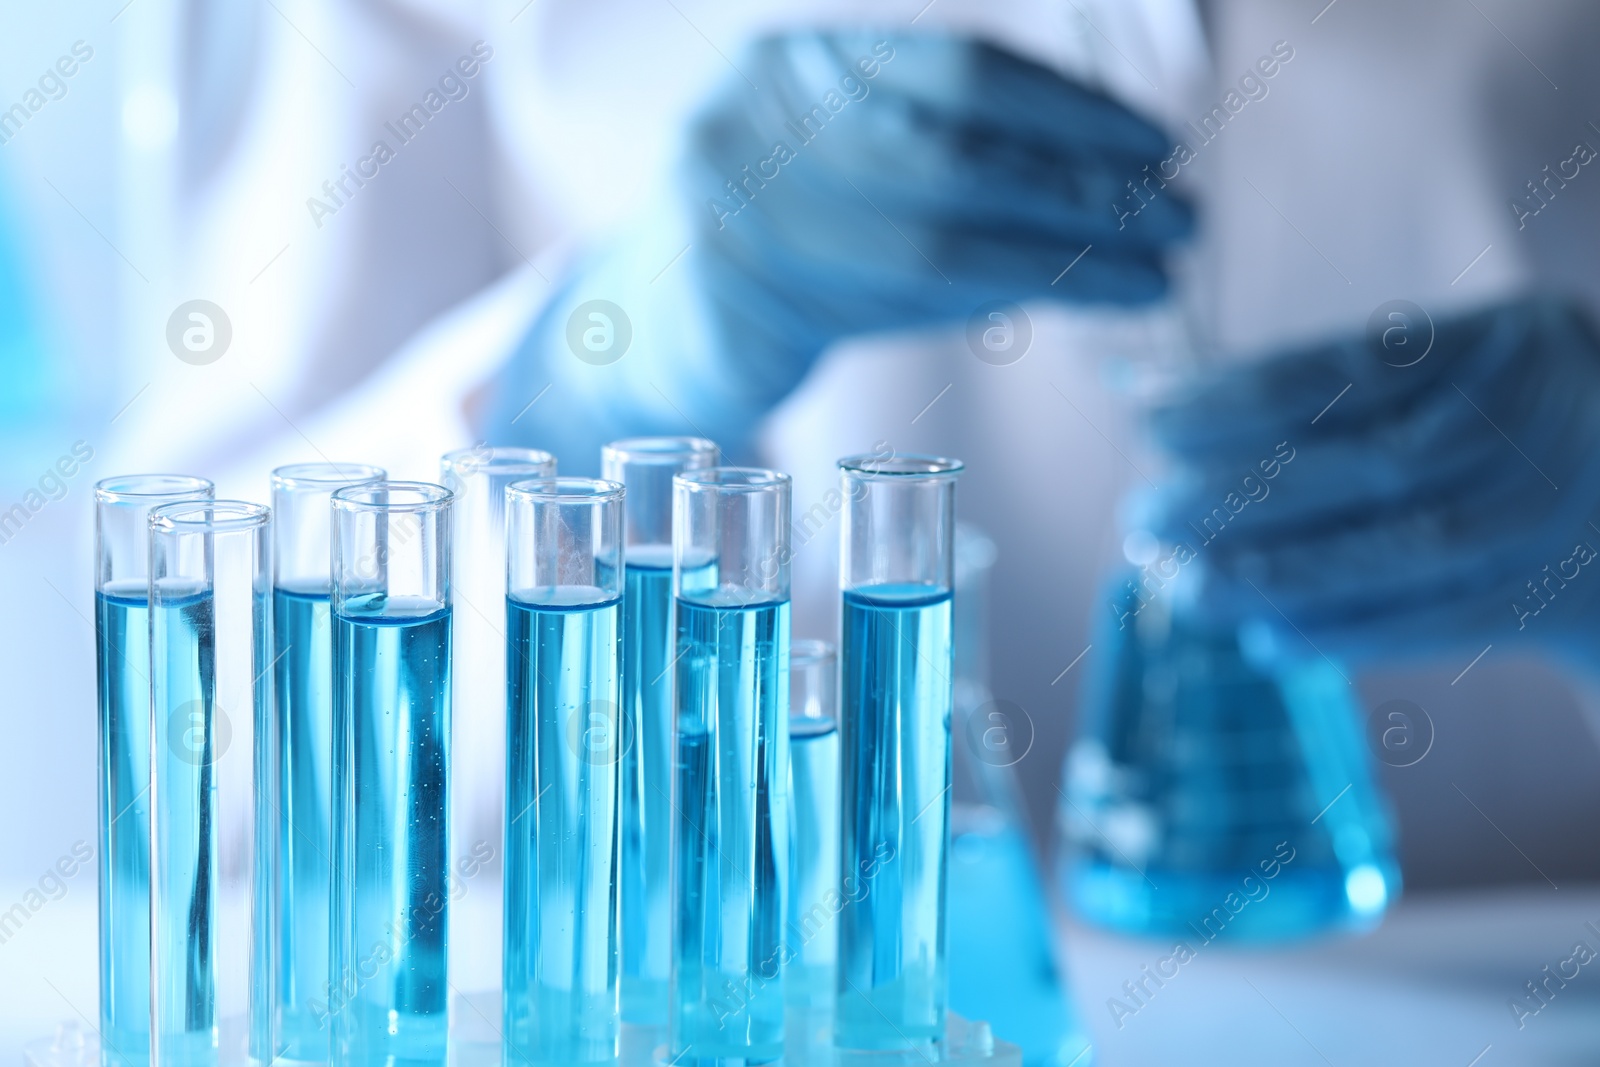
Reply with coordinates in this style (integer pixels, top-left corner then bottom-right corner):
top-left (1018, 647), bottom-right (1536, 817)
top-left (949, 526), bottom-right (1094, 1066)
top-left (1059, 567), bottom-right (1400, 941)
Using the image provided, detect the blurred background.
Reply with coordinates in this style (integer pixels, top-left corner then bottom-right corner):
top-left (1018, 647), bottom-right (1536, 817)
top-left (5, 0), bottom-right (1600, 1062)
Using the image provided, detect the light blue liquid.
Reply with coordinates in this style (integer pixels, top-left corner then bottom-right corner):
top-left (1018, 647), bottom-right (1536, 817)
top-left (837, 584), bottom-right (954, 1052)
top-left (96, 586), bottom-right (152, 1067)
top-left (273, 586), bottom-right (334, 1063)
top-left (504, 592), bottom-right (622, 1066)
top-left (618, 550), bottom-right (674, 1025)
top-left (670, 595), bottom-right (789, 1065)
top-left (330, 596), bottom-right (451, 1067)
top-left (786, 718), bottom-right (839, 1011)
top-left (1062, 575), bottom-right (1399, 941)
top-left (948, 813), bottom-right (1092, 1067)
top-left (148, 588), bottom-right (272, 1067)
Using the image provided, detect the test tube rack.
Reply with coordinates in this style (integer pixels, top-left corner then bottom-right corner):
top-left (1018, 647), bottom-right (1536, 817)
top-left (26, 1011), bottom-right (1022, 1067)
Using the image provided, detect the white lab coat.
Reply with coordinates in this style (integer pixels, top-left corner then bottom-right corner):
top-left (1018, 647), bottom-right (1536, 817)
top-left (101, 0), bottom-right (1203, 492)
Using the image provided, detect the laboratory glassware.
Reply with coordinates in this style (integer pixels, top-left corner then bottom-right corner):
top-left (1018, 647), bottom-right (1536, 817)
top-left (600, 435), bottom-right (718, 1028)
top-left (147, 500), bottom-right (272, 1067)
top-left (786, 639), bottom-right (840, 1015)
top-left (94, 474), bottom-right (213, 1067)
top-left (269, 463), bottom-right (384, 1065)
top-left (439, 445), bottom-right (555, 1050)
top-left (1060, 567), bottom-right (1401, 941)
top-left (503, 477), bottom-right (625, 1065)
top-left (835, 453), bottom-right (961, 1053)
top-left (669, 468), bottom-right (791, 1065)
top-left (946, 526), bottom-right (1092, 1067)
top-left (329, 482), bottom-right (453, 1067)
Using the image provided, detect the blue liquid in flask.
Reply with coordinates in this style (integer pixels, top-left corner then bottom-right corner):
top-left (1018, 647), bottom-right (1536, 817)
top-left (331, 596), bottom-right (451, 1067)
top-left (670, 594), bottom-right (789, 1065)
top-left (504, 591), bottom-right (622, 1066)
top-left (948, 807), bottom-right (1093, 1067)
top-left (1061, 572), bottom-right (1399, 940)
top-left (96, 584), bottom-right (153, 1067)
top-left (619, 548), bottom-right (675, 1025)
top-left (949, 692), bottom-right (1092, 1067)
top-left (273, 585), bottom-right (335, 1063)
top-left (837, 584), bottom-right (953, 1052)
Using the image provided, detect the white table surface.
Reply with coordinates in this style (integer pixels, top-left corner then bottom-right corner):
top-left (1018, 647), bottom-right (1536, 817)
top-left (1059, 886), bottom-right (1598, 1066)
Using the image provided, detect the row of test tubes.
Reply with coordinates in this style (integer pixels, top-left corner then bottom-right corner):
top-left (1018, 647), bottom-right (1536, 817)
top-left (91, 440), bottom-right (966, 1067)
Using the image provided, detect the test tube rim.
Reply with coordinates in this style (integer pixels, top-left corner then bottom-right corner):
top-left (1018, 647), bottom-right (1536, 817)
top-left (441, 445), bottom-right (557, 477)
top-left (955, 523), bottom-right (999, 570)
top-left (94, 473), bottom-right (214, 504)
top-left (601, 436), bottom-right (718, 466)
top-left (148, 498), bottom-right (270, 534)
top-left (673, 466), bottom-right (791, 494)
top-left (790, 638), bottom-right (837, 731)
top-left (331, 479), bottom-right (453, 514)
top-left (790, 638), bottom-right (836, 667)
top-left (270, 462), bottom-right (387, 491)
top-left (505, 475), bottom-right (625, 504)
top-left (837, 453), bottom-right (964, 479)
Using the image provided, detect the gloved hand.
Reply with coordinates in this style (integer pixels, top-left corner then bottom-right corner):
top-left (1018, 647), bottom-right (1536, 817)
top-left (488, 30), bottom-right (1192, 470)
top-left (1143, 296), bottom-right (1600, 669)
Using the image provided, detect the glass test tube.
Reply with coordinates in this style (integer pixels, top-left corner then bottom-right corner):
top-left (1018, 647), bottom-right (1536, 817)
top-left (439, 446), bottom-right (555, 1045)
top-left (835, 454), bottom-right (962, 1052)
top-left (786, 640), bottom-right (839, 1014)
top-left (148, 501), bottom-right (272, 1067)
top-left (268, 463), bottom-right (384, 1064)
top-left (670, 468), bottom-right (791, 1065)
top-left (329, 482), bottom-right (453, 1067)
top-left (600, 436), bottom-right (718, 1028)
top-left (94, 474), bottom-right (214, 1067)
top-left (946, 526), bottom-right (1093, 1066)
top-left (503, 478), bottom-right (625, 1065)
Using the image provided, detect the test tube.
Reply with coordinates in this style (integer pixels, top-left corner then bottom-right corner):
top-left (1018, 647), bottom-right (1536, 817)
top-left (503, 477), bottom-right (625, 1065)
top-left (329, 482), bottom-right (453, 1067)
top-left (439, 446), bottom-right (555, 1041)
top-left (94, 474), bottom-right (213, 1067)
top-left (835, 454), bottom-right (962, 1052)
top-left (669, 468), bottom-right (791, 1065)
top-left (600, 436), bottom-right (718, 1028)
top-left (786, 640), bottom-right (840, 1014)
top-left (268, 463), bottom-right (384, 1063)
top-left (947, 526), bottom-right (1094, 1065)
top-left (147, 500), bottom-right (272, 1067)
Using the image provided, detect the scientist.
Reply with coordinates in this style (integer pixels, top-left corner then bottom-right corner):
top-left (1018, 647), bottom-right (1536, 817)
top-left (162, 0), bottom-right (1600, 685)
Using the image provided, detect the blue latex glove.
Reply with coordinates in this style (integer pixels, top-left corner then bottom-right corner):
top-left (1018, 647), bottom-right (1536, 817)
top-left (488, 30), bottom-right (1192, 471)
top-left (1143, 296), bottom-right (1600, 668)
